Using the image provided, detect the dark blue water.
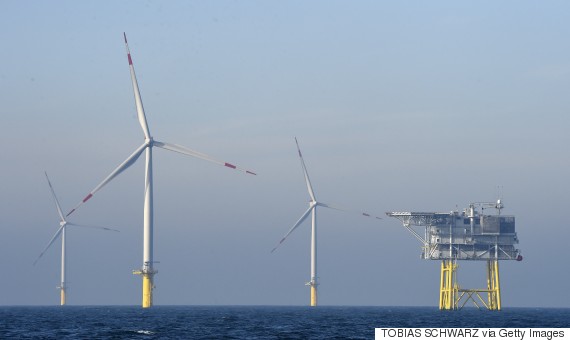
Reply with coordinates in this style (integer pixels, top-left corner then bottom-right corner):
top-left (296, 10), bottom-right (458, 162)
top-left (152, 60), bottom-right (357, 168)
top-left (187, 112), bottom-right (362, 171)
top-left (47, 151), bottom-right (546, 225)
top-left (1, 306), bottom-right (569, 339)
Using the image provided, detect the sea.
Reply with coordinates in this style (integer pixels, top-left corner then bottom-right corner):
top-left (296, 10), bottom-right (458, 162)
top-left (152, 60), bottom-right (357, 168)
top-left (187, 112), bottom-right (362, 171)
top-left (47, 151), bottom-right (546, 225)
top-left (1, 306), bottom-right (569, 339)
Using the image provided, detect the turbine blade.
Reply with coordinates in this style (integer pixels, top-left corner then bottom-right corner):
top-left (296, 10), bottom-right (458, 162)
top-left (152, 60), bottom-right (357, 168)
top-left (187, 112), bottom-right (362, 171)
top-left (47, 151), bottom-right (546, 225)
top-left (33, 225), bottom-right (64, 266)
top-left (67, 223), bottom-right (120, 232)
top-left (66, 143), bottom-right (147, 217)
top-left (271, 204), bottom-right (315, 253)
top-left (44, 172), bottom-right (65, 222)
top-left (295, 137), bottom-right (316, 202)
top-left (317, 202), bottom-right (383, 220)
top-left (124, 33), bottom-right (151, 140)
top-left (154, 140), bottom-right (256, 175)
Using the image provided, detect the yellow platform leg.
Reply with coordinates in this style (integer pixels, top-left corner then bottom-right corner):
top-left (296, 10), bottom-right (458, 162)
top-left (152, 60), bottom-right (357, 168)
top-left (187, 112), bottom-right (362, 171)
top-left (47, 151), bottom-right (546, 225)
top-left (441, 259), bottom-right (502, 311)
top-left (487, 260), bottom-right (501, 311)
top-left (310, 285), bottom-right (317, 307)
top-left (439, 260), bottom-right (458, 310)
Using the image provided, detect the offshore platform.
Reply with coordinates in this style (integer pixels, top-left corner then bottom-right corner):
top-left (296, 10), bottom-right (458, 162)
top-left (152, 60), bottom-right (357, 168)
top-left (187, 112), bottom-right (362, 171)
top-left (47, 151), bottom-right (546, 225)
top-left (387, 200), bottom-right (522, 310)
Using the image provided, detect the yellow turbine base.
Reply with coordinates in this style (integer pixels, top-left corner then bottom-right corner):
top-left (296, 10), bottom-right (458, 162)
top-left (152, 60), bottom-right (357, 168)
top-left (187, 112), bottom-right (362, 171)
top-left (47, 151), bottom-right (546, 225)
top-left (310, 286), bottom-right (317, 307)
top-left (142, 275), bottom-right (153, 308)
top-left (60, 289), bottom-right (66, 306)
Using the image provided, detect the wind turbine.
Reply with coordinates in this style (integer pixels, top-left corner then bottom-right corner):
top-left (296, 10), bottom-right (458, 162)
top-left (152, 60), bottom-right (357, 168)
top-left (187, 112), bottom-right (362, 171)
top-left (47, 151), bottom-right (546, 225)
top-left (65, 33), bottom-right (256, 308)
top-left (34, 172), bottom-right (119, 306)
top-left (271, 138), bottom-right (381, 307)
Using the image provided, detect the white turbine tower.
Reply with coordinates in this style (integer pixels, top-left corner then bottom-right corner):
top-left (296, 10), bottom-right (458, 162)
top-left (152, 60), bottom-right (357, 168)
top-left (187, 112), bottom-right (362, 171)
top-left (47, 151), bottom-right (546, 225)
top-left (34, 172), bottom-right (119, 306)
top-left (271, 138), bottom-right (381, 307)
top-left (65, 33), bottom-right (256, 308)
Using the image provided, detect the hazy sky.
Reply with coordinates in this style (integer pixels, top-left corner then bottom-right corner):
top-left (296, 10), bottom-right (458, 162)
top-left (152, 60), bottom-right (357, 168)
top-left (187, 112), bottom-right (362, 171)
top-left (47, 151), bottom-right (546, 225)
top-left (1, 1), bottom-right (569, 307)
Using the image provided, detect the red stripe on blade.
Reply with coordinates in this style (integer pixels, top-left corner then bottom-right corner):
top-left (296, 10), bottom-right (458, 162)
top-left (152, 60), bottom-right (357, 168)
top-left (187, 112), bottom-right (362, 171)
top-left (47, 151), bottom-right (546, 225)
top-left (224, 163), bottom-right (237, 169)
top-left (128, 54), bottom-right (133, 65)
top-left (82, 193), bottom-right (93, 203)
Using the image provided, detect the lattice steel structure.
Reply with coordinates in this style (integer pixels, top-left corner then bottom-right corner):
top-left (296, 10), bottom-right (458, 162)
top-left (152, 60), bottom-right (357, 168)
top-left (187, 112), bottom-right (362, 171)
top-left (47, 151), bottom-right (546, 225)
top-left (387, 201), bottom-right (522, 311)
